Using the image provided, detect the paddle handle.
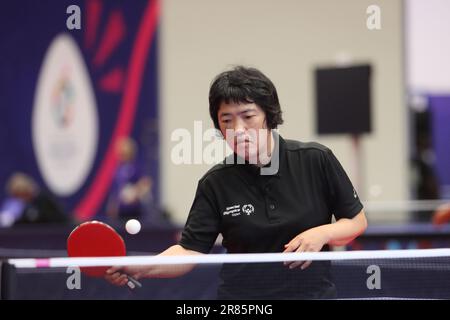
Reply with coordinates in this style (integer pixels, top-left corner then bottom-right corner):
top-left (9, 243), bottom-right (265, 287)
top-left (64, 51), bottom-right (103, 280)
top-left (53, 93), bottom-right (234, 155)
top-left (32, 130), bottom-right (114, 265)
top-left (126, 275), bottom-right (142, 290)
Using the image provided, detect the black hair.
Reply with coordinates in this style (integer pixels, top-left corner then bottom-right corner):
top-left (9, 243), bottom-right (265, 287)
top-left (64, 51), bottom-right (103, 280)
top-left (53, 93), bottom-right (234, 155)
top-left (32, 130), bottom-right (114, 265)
top-left (209, 66), bottom-right (284, 130)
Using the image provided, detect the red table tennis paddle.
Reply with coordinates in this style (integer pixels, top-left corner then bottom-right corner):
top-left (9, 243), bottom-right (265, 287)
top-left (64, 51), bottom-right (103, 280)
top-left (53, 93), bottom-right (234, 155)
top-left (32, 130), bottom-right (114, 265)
top-left (67, 220), bottom-right (142, 290)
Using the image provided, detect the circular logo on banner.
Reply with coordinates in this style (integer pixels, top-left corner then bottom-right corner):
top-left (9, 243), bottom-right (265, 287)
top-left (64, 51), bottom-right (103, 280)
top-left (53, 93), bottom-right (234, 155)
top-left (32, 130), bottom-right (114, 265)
top-left (32, 33), bottom-right (98, 196)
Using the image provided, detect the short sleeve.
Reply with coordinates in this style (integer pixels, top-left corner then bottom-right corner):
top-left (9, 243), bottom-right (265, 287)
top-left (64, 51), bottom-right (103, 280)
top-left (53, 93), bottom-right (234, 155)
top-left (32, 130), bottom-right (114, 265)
top-left (323, 149), bottom-right (364, 220)
top-left (178, 181), bottom-right (220, 254)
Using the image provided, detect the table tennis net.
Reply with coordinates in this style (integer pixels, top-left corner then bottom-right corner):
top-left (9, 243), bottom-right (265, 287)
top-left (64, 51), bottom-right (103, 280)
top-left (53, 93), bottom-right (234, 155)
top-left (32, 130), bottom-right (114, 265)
top-left (3, 249), bottom-right (450, 299)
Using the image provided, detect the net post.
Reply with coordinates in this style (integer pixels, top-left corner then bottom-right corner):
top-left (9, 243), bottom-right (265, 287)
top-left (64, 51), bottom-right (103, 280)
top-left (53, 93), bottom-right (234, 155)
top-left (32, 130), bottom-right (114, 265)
top-left (0, 261), bottom-right (16, 300)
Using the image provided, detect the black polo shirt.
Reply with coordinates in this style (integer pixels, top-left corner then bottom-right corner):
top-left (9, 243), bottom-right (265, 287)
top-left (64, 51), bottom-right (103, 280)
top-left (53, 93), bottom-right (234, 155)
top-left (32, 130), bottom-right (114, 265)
top-left (179, 133), bottom-right (363, 299)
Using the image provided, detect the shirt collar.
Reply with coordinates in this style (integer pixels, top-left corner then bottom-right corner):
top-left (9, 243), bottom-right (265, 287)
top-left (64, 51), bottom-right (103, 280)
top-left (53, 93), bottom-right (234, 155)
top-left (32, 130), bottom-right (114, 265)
top-left (228, 131), bottom-right (286, 179)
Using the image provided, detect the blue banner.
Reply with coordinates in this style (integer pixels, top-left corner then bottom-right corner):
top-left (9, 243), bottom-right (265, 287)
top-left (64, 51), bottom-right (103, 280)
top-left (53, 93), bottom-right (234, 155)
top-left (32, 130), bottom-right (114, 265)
top-left (0, 0), bottom-right (160, 221)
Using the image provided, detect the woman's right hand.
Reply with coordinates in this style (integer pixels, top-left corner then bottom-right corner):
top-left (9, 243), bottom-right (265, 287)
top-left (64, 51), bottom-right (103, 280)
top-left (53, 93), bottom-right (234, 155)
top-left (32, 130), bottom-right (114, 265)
top-left (104, 244), bottom-right (203, 286)
top-left (105, 266), bottom-right (148, 287)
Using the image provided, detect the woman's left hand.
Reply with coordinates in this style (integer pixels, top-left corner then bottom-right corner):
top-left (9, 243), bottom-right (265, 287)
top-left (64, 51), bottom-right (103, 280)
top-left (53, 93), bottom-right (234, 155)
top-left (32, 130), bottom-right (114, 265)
top-left (283, 226), bottom-right (330, 270)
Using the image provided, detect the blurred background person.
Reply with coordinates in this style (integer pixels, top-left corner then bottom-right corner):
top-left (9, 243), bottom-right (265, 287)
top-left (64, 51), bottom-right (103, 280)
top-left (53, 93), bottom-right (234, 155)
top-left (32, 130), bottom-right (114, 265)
top-left (432, 203), bottom-right (450, 226)
top-left (106, 137), bottom-right (153, 223)
top-left (0, 172), bottom-right (69, 227)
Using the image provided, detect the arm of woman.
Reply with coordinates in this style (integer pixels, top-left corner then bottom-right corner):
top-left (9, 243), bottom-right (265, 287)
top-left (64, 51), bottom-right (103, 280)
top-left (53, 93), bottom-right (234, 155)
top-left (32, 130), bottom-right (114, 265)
top-left (105, 244), bottom-right (204, 286)
top-left (283, 210), bottom-right (367, 269)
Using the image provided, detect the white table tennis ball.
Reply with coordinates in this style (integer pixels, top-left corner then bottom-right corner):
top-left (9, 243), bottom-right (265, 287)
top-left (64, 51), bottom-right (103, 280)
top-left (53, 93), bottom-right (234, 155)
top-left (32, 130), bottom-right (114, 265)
top-left (126, 219), bottom-right (141, 235)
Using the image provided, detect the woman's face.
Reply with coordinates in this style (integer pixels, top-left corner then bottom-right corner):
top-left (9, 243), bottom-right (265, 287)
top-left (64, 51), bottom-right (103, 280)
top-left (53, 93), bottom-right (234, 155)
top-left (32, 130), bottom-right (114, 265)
top-left (217, 102), bottom-right (271, 163)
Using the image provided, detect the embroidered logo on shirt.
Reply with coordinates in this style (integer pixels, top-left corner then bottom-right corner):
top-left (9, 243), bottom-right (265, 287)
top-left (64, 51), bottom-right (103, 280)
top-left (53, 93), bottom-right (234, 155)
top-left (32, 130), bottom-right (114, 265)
top-left (353, 188), bottom-right (358, 199)
top-left (223, 204), bottom-right (255, 217)
top-left (223, 204), bottom-right (241, 216)
top-left (242, 204), bottom-right (255, 215)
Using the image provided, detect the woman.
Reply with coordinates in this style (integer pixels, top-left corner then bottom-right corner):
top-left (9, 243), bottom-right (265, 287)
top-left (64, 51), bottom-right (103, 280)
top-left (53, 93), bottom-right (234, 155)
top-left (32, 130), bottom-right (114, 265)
top-left (106, 66), bottom-right (367, 299)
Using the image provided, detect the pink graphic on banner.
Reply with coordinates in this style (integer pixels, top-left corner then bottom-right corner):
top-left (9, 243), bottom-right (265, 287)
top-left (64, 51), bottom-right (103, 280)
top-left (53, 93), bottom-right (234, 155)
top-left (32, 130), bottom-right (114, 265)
top-left (75, 0), bottom-right (160, 220)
